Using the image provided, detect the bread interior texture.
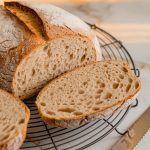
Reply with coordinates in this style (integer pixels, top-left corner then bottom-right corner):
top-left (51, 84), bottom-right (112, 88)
top-left (36, 61), bottom-right (140, 119)
top-left (0, 90), bottom-right (28, 144)
top-left (13, 36), bottom-right (95, 99)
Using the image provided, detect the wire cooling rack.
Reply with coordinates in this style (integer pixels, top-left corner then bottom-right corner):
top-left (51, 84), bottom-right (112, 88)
top-left (22, 24), bottom-right (140, 150)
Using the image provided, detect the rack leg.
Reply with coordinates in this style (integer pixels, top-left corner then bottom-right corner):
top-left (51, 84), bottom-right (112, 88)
top-left (131, 98), bottom-right (138, 108)
top-left (103, 119), bottom-right (128, 136)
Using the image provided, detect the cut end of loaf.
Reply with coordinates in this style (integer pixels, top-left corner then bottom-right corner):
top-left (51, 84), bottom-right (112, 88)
top-left (13, 35), bottom-right (96, 99)
top-left (36, 61), bottom-right (141, 127)
top-left (4, 1), bottom-right (49, 40)
top-left (0, 89), bottom-right (30, 148)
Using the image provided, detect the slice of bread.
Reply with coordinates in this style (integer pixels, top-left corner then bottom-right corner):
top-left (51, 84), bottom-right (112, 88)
top-left (36, 61), bottom-right (141, 128)
top-left (0, 89), bottom-right (30, 150)
top-left (0, 1), bottom-right (101, 100)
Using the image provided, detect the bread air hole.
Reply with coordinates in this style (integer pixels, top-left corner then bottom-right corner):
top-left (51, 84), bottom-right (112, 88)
top-left (44, 46), bottom-right (51, 57)
top-left (69, 54), bottom-right (73, 60)
top-left (32, 69), bottom-right (35, 76)
top-left (95, 95), bottom-right (101, 99)
top-left (122, 67), bottom-right (128, 73)
top-left (119, 74), bottom-right (124, 79)
top-left (103, 92), bottom-right (112, 99)
top-left (79, 90), bottom-right (84, 94)
top-left (135, 82), bottom-right (140, 89)
top-left (128, 78), bottom-right (133, 83)
top-left (95, 101), bottom-right (103, 105)
top-left (63, 103), bottom-right (67, 105)
top-left (0, 134), bottom-right (9, 141)
top-left (58, 107), bottom-right (75, 113)
top-left (81, 54), bottom-right (86, 62)
top-left (45, 64), bottom-right (49, 69)
top-left (74, 112), bottom-right (83, 116)
top-left (58, 87), bottom-right (63, 90)
top-left (2, 125), bottom-right (9, 132)
top-left (83, 81), bottom-right (88, 86)
top-left (18, 72), bottom-right (20, 77)
top-left (65, 45), bottom-right (69, 49)
top-left (97, 89), bottom-right (103, 94)
top-left (113, 83), bottom-right (119, 89)
top-left (40, 102), bottom-right (46, 106)
top-left (19, 119), bottom-right (25, 124)
top-left (7, 126), bottom-right (15, 132)
top-left (46, 111), bottom-right (55, 115)
top-left (100, 83), bottom-right (105, 88)
top-left (44, 45), bottom-right (49, 51)
top-left (86, 101), bottom-right (92, 105)
top-left (120, 83), bottom-right (123, 88)
top-left (96, 80), bottom-right (100, 84)
top-left (53, 65), bottom-right (56, 71)
top-left (117, 78), bottom-right (120, 82)
top-left (70, 102), bottom-right (75, 105)
top-left (126, 84), bottom-right (131, 92)
top-left (92, 107), bottom-right (100, 111)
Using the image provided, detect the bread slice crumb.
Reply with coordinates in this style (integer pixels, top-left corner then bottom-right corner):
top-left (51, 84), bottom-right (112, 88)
top-left (36, 60), bottom-right (141, 128)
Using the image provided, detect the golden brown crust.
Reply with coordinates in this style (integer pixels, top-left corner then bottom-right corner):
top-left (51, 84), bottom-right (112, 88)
top-left (0, 6), bottom-right (44, 92)
top-left (0, 89), bottom-right (30, 149)
top-left (2, 1), bottom-right (99, 99)
top-left (4, 1), bottom-right (86, 40)
top-left (4, 1), bottom-right (49, 41)
top-left (36, 61), bottom-right (141, 128)
top-left (4, 1), bottom-right (96, 41)
top-left (11, 33), bottom-right (96, 100)
top-left (37, 91), bottom-right (140, 128)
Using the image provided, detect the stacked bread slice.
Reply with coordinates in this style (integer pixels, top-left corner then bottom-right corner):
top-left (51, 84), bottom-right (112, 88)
top-left (0, 89), bottom-right (30, 150)
top-left (36, 61), bottom-right (141, 128)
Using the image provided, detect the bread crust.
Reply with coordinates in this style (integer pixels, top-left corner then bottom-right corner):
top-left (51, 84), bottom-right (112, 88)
top-left (36, 61), bottom-right (141, 128)
top-left (0, 89), bottom-right (30, 150)
top-left (1, 1), bottom-right (101, 99)
top-left (4, 0), bottom-right (101, 60)
top-left (37, 92), bottom-right (140, 128)
top-left (0, 6), bottom-right (43, 92)
top-left (11, 34), bottom-right (97, 100)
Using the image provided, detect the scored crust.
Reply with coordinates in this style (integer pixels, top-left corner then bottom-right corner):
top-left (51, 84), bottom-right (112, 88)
top-left (0, 89), bottom-right (30, 150)
top-left (36, 61), bottom-right (141, 128)
top-left (0, 5), bottom-right (43, 92)
top-left (4, 0), bottom-right (101, 60)
top-left (0, 1), bottom-right (102, 99)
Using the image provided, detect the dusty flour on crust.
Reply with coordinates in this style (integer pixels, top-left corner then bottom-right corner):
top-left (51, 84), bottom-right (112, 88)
top-left (9, 1), bottom-right (102, 60)
top-left (4, 133), bottom-right (23, 150)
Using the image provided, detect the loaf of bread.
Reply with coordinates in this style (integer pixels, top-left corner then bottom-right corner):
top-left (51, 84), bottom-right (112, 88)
top-left (0, 89), bottom-right (30, 150)
top-left (36, 61), bottom-right (141, 128)
top-left (0, 1), bottom-right (101, 99)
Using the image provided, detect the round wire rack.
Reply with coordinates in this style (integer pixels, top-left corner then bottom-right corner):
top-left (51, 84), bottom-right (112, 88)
top-left (22, 24), bottom-right (140, 150)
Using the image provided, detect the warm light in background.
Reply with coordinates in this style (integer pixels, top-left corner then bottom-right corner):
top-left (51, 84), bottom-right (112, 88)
top-left (1, 0), bottom-right (149, 43)
top-left (0, 0), bottom-right (136, 5)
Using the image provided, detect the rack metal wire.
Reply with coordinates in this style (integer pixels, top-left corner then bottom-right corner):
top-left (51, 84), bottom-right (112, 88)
top-left (21, 24), bottom-right (140, 150)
